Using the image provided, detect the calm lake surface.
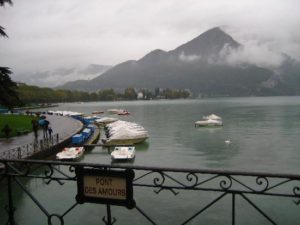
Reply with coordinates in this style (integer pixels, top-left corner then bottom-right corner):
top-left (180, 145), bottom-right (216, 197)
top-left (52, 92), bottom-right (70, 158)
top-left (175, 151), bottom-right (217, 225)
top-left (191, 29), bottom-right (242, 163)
top-left (2, 96), bottom-right (300, 225)
top-left (58, 96), bottom-right (300, 173)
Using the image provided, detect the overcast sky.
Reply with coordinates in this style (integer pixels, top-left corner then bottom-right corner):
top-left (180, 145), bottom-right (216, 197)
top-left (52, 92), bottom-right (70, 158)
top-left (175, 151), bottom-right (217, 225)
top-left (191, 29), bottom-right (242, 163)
top-left (0, 0), bottom-right (300, 86)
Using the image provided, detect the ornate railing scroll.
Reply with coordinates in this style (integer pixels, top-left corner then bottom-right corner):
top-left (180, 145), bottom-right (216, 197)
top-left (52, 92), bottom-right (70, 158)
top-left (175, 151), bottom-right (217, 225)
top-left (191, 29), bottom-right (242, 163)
top-left (1, 159), bottom-right (300, 225)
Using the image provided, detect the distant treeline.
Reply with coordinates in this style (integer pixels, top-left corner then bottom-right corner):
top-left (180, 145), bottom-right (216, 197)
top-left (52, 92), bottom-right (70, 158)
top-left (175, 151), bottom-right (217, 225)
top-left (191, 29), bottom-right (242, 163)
top-left (16, 84), bottom-right (190, 104)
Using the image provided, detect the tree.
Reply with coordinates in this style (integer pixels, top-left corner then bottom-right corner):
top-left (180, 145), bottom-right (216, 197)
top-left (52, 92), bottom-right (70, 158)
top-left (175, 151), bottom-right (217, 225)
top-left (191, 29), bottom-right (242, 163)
top-left (124, 87), bottom-right (137, 100)
top-left (0, 0), bottom-right (22, 109)
top-left (98, 89), bottom-right (116, 101)
top-left (0, 68), bottom-right (21, 108)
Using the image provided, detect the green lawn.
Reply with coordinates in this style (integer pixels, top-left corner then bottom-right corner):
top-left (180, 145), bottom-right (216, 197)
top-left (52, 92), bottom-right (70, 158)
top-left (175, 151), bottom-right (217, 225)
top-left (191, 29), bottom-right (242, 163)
top-left (0, 114), bottom-right (36, 138)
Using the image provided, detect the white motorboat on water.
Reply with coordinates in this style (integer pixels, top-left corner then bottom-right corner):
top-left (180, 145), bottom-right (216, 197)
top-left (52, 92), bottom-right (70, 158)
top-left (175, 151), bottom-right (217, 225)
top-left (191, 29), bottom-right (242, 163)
top-left (56, 147), bottom-right (85, 160)
top-left (111, 146), bottom-right (135, 161)
top-left (195, 119), bottom-right (223, 127)
top-left (195, 114), bottom-right (223, 127)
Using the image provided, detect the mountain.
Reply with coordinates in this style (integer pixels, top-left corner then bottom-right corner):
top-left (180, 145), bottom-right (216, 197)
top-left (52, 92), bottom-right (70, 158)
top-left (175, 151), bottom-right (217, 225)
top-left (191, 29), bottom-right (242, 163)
top-left (57, 27), bottom-right (300, 96)
top-left (171, 27), bottom-right (240, 59)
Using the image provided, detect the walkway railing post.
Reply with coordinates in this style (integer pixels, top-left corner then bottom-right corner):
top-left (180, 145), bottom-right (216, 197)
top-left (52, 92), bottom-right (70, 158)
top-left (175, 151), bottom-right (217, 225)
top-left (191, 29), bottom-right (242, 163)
top-left (40, 140), bottom-right (43, 151)
top-left (17, 147), bottom-right (21, 159)
top-left (7, 175), bottom-right (16, 225)
top-left (107, 204), bottom-right (112, 225)
top-left (102, 204), bottom-right (116, 225)
top-left (232, 193), bottom-right (235, 225)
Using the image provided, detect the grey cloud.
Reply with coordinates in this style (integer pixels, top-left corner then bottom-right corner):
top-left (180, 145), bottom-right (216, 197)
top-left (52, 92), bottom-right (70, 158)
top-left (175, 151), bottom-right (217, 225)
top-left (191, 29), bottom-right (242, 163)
top-left (54, 68), bottom-right (76, 76)
top-left (178, 52), bottom-right (201, 62)
top-left (13, 64), bottom-right (111, 87)
top-left (224, 43), bottom-right (286, 69)
top-left (0, 0), bottom-right (299, 87)
top-left (79, 64), bottom-right (112, 75)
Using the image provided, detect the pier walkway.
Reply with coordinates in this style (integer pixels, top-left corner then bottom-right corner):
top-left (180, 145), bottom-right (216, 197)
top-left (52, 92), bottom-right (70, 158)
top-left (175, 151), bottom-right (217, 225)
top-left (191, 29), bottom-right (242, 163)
top-left (0, 115), bottom-right (83, 154)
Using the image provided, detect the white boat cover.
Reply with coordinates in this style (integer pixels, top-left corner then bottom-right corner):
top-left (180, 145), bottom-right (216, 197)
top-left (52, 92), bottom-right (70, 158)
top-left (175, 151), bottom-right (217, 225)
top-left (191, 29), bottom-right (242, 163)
top-left (203, 114), bottom-right (222, 120)
top-left (95, 117), bottom-right (118, 124)
top-left (104, 120), bottom-right (149, 144)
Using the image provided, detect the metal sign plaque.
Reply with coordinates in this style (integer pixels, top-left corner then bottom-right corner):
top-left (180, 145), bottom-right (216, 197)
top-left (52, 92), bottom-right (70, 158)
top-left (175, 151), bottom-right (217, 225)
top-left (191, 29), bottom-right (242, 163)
top-left (75, 167), bottom-right (135, 209)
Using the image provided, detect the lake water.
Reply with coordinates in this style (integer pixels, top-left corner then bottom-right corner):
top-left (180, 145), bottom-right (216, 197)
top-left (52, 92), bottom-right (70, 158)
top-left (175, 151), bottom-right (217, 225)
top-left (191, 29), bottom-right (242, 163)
top-left (57, 96), bottom-right (300, 174)
top-left (2, 96), bottom-right (300, 224)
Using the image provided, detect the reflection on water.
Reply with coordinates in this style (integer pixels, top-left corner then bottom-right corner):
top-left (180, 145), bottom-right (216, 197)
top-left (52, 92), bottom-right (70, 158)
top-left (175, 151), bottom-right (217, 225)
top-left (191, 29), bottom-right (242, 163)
top-left (135, 141), bottom-right (149, 151)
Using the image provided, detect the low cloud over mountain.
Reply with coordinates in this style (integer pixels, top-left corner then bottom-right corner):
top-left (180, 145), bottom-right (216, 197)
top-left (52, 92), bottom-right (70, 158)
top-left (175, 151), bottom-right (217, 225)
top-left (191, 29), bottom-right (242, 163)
top-left (57, 27), bottom-right (300, 96)
top-left (14, 64), bottom-right (111, 87)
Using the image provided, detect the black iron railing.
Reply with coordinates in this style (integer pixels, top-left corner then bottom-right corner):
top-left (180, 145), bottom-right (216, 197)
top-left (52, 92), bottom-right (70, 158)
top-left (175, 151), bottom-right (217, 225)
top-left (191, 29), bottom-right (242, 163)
top-left (0, 134), bottom-right (59, 160)
top-left (0, 159), bottom-right (300, 225)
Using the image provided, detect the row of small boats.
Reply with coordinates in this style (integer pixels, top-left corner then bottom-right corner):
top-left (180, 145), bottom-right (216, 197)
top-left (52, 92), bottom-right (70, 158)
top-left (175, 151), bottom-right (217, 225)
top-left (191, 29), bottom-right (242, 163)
top-left (49, 108), bottom-right (130, 116)
top-left (56, 145), bottom-right (136, 161)
top-left (56, 111), bottom-right (146, 161)
top-left (102, 120), bottom-right (149, 146)
top-left (55, 110), bottom-right (222, 162)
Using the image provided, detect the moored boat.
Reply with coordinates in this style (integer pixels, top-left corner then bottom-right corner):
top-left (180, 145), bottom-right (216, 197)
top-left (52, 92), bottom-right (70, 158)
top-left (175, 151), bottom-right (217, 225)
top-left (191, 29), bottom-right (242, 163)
top-left (107, 109), bottom-right (126, 114)
top-left (111, 146), bottom-right (135, 161)
top-left (71, 124), bottom-right (100, 146)
top-left (56, 147), bottom-right (85, 161)
top-left (118, 110), bottom-right (130, 115)
top-left (102, 120), bottom-right (149, 146)
top-left (95, 117), bottom-right (118, 126)
top-left (92, 111), bottom-right (104, 114)
top-left (103, 135), bottom-right (148, 146)
top-left (195, 114), bottom-right (223, 127)
top-left (203, 114), bottom-right (222, 121)
top-left (195, 119), bottom-right (223, 127)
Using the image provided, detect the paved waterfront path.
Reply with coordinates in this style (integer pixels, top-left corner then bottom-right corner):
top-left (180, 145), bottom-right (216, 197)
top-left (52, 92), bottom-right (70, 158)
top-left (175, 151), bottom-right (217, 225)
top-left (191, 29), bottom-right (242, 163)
top-left (0, 115), bottom-right (83, 153)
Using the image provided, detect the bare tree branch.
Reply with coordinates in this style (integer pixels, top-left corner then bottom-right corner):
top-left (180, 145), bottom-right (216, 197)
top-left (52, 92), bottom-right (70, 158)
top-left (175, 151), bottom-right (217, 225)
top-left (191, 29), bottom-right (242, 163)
top-left (0, 0), bottom-right (12, 37)
top-left (0, 26), bottom-right (8, 37)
